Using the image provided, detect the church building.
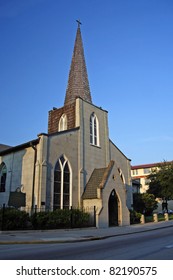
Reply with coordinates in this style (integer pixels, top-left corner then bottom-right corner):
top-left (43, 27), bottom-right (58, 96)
top-left (0, 23), bottom-right (132, 228)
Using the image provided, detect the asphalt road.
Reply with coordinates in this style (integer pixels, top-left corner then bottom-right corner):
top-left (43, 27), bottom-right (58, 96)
top-left (0, 227), bottom-right (173, 260)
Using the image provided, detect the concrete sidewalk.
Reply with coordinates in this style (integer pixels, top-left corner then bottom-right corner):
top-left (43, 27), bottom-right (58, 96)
top-left (0, 220), bottom-right (173, 244)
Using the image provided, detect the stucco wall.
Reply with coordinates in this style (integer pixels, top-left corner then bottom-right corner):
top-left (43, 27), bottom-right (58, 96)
top-left (99, 163), bottom-right (130, 228)
top-left (109, 141), bottom-right (132, 209)
top-left (76, 98), bottom-right (110, 186)
top-left (0, 147), bottom-right (35, 208)
top-left (46, 128), bottom-right (79, 209)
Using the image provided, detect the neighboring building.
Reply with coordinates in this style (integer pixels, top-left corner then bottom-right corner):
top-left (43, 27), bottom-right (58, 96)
top-left (0, 23), bottom-right (132, 228)
top-left (131, 162), bottom-right (173, 212)
top-left (131, 163), bottom-right (159, 194)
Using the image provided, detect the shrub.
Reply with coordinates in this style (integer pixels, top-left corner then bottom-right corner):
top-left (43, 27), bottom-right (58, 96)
top-left (133, 193), bottom-right (158, 216)
top-left (47, 209), bottom-right (71, 229)
top-left (31, 208), bottom-right (90, 230)
top-left (130, 210), bottom-right (141, 224)
top-left (71, 209), bottom-right (90, 227)
top-left (0, 207), bottom-right (91, 230)
top-left (0, 207), bottom-right (30, 230)
top-left (31, 211), bottom-right (50, 230)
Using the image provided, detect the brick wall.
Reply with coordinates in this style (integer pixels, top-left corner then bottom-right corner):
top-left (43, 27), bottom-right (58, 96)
top-left (48, 103), bottom-right (76, 134)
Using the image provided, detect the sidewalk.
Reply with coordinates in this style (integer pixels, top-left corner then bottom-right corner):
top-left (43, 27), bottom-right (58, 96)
top-left (0, 220), bottom-right (173, 244)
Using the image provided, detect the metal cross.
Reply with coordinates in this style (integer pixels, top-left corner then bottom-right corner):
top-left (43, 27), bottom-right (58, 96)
top-left (76, 19), bottom-right (82, 27)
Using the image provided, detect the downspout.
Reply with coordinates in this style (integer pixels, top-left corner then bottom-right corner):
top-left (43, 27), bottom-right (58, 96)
top-left (30, 142), bottom-right (37, 213)
top-left (9, 153), bottom-right (14, 192)
top-left (78, 99), bottom-right (86, 208)
top-left (82, 100), bottom-right (86, 188)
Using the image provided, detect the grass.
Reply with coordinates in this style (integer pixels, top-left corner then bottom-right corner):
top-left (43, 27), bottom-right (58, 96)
top-left (145, 216), bottom-right (153, 223)
top-left (145, 213), bottom-right (173, 223)
top-left (169, 214), bottom-right (173, 220)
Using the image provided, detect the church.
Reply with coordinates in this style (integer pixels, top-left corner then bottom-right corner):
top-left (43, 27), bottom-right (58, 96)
top-left (0, 23), bottom-right (132, 228)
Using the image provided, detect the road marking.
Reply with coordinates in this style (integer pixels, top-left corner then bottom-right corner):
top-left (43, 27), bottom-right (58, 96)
top-left (165, 244), bottom-right (173, 249)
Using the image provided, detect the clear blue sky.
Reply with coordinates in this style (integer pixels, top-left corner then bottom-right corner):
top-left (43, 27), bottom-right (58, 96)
top-left (1, 0), bottom-right (173, 165)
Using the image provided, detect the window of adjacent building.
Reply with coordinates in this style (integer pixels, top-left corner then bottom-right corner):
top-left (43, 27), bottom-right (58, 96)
top-left (90, 113), bottom-right (99, 146)
top-left (0, 162), bottom-right (7, 192)
top-left (132, 169), bottom-right (138, 175)
top-left (58, 114), bottom-right (67, 131)
top-left (53, 156), bottom-right (71, 210)
top-left (143, 168), bottom-right (150, 174)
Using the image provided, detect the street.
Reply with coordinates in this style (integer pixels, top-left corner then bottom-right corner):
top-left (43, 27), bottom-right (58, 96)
top-left (0, 226), bottom-right (173, 260)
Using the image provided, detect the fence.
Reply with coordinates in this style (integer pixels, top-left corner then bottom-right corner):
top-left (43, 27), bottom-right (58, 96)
top-left (0, 204), bottom-right (96, 231)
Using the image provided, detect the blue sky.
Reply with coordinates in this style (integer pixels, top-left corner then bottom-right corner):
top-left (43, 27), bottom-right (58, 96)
top-left (0, 0), bottom-right (173, 165)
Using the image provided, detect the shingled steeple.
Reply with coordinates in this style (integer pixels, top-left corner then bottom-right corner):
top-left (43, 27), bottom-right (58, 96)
top-left (64, 21), bottom-right (92, 106)
top-left (48, 22), bottom-right (92, 134)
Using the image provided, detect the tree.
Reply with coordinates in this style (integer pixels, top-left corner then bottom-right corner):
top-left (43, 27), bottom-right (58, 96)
top-left (147, 161), bottom-right (173, 211)
top-left (133, 193), bottom-right (158, 216)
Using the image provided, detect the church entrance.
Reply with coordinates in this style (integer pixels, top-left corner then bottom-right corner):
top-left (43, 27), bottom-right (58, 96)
top-left (108, 189), bottom-right (119, 226)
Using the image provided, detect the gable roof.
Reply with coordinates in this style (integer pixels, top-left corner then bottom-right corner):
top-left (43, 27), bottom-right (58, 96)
top-left (82, 161), bottom-right (114, 199)
top-left (0, 138), bottom-right (39, 156)
top-left (131, 161), bottom-right (173, 170)
top-left (0, 144), bottom-right (12, 153)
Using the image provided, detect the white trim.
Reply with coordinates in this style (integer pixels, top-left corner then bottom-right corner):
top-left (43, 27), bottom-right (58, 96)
top-left (54, 155), bottom-right (72, 209)
top-left (58, 114), bottom-right (67, 132)
top-left (90, 113), bottom-right (100, 146)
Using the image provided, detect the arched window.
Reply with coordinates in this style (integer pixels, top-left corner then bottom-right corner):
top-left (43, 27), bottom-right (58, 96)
top-left (0, 163), bottom-right (7, 192)
top-left (58, 114), bottom-right (67, 131)
top-left (53, 156), bottom-right (71, 209)
top-left (90, 113), bottom-right (99, 146)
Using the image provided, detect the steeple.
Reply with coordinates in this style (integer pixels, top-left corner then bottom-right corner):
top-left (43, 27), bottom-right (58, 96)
top-left (64, 21), bottom-right (92, 106)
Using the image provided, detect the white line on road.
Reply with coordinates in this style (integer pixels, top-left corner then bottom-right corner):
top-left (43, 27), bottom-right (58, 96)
top-left (165, 244), bottom-right (173, 249)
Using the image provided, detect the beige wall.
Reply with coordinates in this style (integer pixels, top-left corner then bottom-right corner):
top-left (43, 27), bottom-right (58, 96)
top-left (46, 129), bottom-right (79, 209)
top-left (109, 141), bottom-right (132, 209)
top-left (131, 166), bottom-right (159, 193)
top-left (100, 163), bottom-right (130, 227)
top-left (76, 98), bottom-right (110, 187)
top-left (0, 147), bottom-right (35, 208)
top-left (83, 163), bottom-right (130, 228)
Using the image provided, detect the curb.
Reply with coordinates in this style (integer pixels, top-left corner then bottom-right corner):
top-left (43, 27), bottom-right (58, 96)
top-left (0, 222), bottom-right (173, 245)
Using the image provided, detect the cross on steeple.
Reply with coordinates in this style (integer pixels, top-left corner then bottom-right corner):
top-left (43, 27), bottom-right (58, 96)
top-left (76, 19), bottom-right (82, 27)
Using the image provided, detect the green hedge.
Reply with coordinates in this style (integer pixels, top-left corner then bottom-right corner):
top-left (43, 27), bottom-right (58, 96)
top-left (0, 208), bottom-right (90, 230)
top-left (130, 210), bottom-right (141, 224)
top-left (31, 209), bottom-right (90, 230)
top-left (0, 208), bottom-right (30, 230)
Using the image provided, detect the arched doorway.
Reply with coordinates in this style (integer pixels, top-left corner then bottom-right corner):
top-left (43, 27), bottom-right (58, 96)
top-left (108, 189), bottom-right (119, 226)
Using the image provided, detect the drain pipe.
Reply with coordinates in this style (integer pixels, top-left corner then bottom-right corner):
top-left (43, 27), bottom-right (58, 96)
top-left (30, 142), bottom-right (37, 213)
